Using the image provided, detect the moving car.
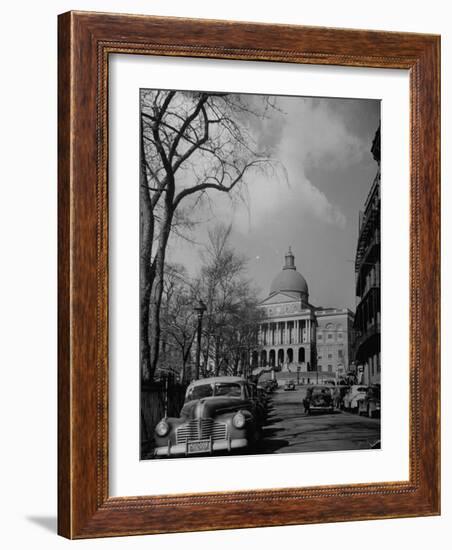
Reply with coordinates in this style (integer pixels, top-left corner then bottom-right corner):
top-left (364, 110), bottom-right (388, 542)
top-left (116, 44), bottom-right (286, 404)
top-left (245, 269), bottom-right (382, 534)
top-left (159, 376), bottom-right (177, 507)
top-left (284, 379), bottom-right (296, 391)
top-left (303, 385), bottom-right (334, 414)
top-left (357, 385), bottom-right (381, 418)
top-left (343, 385), bottom-right (369, 413)
top-left (153, 376), bottom-right (261, 457)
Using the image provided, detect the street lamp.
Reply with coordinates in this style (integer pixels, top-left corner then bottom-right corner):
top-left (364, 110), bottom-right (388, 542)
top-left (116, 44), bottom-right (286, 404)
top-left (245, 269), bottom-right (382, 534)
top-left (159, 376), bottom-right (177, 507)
top-left (194, 299), bottom-right (207, 380)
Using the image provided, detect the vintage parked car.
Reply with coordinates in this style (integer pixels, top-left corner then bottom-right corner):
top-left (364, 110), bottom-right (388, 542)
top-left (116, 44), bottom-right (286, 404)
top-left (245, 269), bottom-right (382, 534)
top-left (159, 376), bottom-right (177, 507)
top-left (303, 385), bottom-right (334, 414)
top-left (335, 384), bottom-right (351, 409)
top-left (248, 382), bottom-right (268, 422)
top-left (357, 385), bottom-right (381, 418)
top-left (343, 385), bottom-right (369, 412)
top-left (261, 379), bottom-right (277, 393)
top-left (153, 376), bottom-right (261, 457)
top-left (257, 385), bottom-right (271, 405)
top-left (284, 379), bottom-right (296, 391)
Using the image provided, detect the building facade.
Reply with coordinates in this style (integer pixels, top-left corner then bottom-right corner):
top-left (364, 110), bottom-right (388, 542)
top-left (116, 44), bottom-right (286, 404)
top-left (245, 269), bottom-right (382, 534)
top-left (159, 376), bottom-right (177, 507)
top-left (353, 126), bottom-right (381, 385)
top-left (256, 248), bottom-right (354, 383)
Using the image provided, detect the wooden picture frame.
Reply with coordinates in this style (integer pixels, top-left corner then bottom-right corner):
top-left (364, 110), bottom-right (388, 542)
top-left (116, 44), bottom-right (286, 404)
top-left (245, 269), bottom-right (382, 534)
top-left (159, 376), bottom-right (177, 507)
top-left (58, 11), bottom-right (440, 539)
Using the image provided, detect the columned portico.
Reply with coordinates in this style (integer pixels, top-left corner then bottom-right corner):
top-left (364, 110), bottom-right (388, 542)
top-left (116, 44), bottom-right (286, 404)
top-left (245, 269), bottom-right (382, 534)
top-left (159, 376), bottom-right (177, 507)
top-left (259, 318), bottom-right (315, 348)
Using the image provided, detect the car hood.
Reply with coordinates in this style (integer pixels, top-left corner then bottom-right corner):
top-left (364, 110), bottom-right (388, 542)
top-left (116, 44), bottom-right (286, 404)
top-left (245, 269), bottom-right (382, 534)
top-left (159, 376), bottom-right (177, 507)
top-left (180, 396), bottom-right (250, 419)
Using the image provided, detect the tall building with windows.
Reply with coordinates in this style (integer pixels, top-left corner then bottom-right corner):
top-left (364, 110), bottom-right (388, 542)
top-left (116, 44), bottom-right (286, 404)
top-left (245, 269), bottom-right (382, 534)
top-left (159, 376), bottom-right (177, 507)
top-left (256, 248), bottom-right (354, 383)
top-left (353, 126), bottom-right (381, 385)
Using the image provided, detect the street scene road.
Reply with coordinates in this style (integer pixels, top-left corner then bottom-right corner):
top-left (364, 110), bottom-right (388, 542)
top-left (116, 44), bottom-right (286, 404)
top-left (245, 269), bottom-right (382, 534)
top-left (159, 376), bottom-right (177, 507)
top-left (256, 386), bottom-right (380, 454)
top-left (143, 377), bottom-right (381, 459)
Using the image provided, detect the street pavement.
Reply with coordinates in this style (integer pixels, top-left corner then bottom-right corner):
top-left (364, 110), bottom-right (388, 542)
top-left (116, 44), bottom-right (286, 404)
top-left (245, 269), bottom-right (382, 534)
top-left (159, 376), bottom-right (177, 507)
top-left (256, 386), bottom-right (381, 454)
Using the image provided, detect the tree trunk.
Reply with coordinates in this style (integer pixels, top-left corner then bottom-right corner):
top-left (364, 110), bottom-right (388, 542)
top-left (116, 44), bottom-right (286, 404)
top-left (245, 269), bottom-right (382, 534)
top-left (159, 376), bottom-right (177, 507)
top-left (148, 196), bottom-right (174, 379)
top-left (233, 355), bottom-right (240, 376)
top-left (140, 132), bottom-right (155, 381)
top-left (181, 341), bottom-right (193, 383)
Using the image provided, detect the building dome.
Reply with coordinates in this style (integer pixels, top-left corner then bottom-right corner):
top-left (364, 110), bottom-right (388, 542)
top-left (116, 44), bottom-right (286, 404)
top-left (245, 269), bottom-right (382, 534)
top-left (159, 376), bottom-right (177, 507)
top-left (269, 247), bottom-right (309, 297)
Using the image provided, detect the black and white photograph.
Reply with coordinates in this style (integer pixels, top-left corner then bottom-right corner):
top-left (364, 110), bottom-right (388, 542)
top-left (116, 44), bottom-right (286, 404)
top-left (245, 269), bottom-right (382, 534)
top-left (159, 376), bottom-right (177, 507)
top-left (139, 88), bottom-right (381, 460)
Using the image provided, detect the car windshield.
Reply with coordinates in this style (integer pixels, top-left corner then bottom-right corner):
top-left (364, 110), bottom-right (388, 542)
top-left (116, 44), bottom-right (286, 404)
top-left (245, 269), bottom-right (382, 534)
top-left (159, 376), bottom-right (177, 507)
top-left (214, 383), bottom-right (242, 397)
top-left (186, 384), bottom-right (214, 401)
top-left (312, 388), bottom-right (331, 396)
top-left (185, 382), bottom-right (242, 401)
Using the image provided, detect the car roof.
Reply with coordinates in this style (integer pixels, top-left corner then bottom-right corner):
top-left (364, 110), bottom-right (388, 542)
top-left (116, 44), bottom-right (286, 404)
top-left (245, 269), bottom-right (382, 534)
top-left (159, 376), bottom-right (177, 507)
top-left (187, 376), bottom-right (245, 388)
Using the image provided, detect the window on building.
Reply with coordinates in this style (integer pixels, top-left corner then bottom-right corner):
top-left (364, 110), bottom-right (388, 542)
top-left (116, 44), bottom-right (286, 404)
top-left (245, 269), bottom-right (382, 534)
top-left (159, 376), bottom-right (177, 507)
top-left (338, 349), bottom-right (343, 359)
top-left (317, 333), bottom-right (323, 340)
top-left (328, 365), bottom-right (333, 373)
top-left (327, 333), bottom-right (333, 339)
top-left (318, 355), bottom-right (322, 360)
top-left (338, 332), bottom-right (343, 339)
top-left (318, 364), bottom-right (323, 372)
top-left (328, 353), bottom-right (333, 359)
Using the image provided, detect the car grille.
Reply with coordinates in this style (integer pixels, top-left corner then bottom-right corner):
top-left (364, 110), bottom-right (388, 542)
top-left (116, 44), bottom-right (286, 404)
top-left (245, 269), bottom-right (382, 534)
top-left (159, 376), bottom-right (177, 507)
top-left (176, 418), bottom-right (227, 444)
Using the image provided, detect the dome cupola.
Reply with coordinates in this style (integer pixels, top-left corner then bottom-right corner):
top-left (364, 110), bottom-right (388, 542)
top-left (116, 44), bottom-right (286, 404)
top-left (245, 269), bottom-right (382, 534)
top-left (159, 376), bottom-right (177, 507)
top-left (269, 247), bottom-right (309, 300)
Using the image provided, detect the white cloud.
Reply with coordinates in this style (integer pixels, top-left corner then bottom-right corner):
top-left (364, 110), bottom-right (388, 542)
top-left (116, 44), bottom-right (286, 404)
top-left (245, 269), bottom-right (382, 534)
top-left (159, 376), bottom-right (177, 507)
top-left (207, 167), bottom-right (345, 233)
top-left (279, 97), bottom-right (368, 170)
top-left (172, 96), bottom-right (368, 237)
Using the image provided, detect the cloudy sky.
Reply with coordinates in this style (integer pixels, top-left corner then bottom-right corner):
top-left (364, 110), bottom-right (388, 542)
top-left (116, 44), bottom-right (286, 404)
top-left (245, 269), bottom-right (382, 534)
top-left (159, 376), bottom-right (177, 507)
top-left (163, 92), bottom-right (380, 311)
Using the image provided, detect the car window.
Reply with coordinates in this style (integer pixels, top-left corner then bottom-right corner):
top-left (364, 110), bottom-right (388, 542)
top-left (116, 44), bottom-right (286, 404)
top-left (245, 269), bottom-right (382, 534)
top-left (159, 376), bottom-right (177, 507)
top-left (185, 384), bottom-right (213, 401)
top-left (312, 388), bottom-right (330, 396)
top-left (357, 387), bottom-right (367, 392)
top-left (214, 383), bottom-right (242, 397)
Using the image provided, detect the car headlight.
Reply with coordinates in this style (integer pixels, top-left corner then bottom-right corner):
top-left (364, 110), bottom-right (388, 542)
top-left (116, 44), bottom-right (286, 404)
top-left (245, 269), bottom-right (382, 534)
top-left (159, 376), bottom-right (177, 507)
top-left (155, 420), bottom-right (170, 437)
top-left (232, 411), bottom-right (246, 429)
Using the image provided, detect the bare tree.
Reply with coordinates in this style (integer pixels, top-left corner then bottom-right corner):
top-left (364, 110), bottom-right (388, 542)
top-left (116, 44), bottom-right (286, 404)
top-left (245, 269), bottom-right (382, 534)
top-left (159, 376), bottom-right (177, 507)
top-left (197, 225), bottom-right (263, 377)
top-left (140, 90), bottom-right (275, 380)
top-left (159, 264), bottom-right (198, 383)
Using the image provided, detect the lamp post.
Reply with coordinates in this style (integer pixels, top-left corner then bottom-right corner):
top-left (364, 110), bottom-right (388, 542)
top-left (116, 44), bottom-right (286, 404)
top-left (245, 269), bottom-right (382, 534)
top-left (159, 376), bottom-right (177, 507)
top-left (194, 299), bottom-right (207, 380)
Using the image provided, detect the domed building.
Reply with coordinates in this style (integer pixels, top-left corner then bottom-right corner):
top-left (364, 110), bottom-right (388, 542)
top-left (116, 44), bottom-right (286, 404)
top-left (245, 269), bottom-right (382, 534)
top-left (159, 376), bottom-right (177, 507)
top-left (256, 248), bottom-right (354, 383)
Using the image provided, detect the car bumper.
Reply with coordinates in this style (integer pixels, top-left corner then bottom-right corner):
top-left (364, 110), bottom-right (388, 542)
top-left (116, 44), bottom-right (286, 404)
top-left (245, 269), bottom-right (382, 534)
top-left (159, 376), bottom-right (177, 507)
top-left (154, 438), bottom-right (248, 457)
